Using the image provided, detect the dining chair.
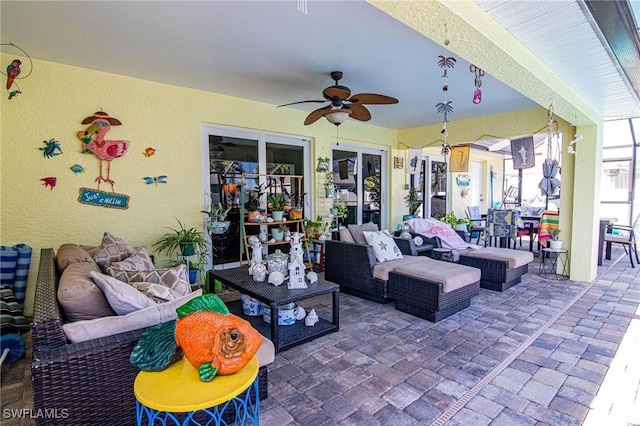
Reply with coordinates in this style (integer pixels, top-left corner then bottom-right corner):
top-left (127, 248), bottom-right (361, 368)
top-left (485, 209), bottom-right (520, 248)
top-left (604, 215), bottom-right (640, 268)
top-left (466, 205), bottom-right (486, 244)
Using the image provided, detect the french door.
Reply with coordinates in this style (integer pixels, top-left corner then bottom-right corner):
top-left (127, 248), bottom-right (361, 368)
top-left (331, 144), bottom-right (388, 229)
top-left (201, 124), bottom-right (311, 268)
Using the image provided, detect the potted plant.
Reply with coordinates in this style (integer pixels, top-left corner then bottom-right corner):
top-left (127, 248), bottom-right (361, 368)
top-left (324, 171), bottom-right (335, 197)
top-left (245, 183), bottom-right (265, 223)
top-left (404, 187), bottom-right (421, 215)
top-left (289, 191), bottom-right (306, 220)
top-left (440, 211), bottom-right (470, 231)
top-left (202, 202), bottom-right (231, 233)
top-left (153, 219), bottom-right (209, 284)
top-left (271, 222), bottom-right (288, 241)
top-left (549, 229), bottom-right (563, 249)
top-left (267, 193), bottom-right (286, 221)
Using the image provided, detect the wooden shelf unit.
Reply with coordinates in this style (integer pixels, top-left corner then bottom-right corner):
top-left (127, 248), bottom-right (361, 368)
top-left (239, 173), bottom-right (312, 269)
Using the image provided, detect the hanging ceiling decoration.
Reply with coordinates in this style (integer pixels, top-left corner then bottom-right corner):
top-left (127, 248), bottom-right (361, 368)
top-left (538, 104), bottom-right (561, 200)
top-left (436, 24), bottom-right (455, 161)
top-left (469, 65), bottom-right (485, 104)
top-left (0, 42), bottom-right (33, 100)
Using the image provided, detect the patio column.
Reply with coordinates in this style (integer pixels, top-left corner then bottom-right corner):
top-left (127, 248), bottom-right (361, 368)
top-left (569, 124), bottom-right (603, 282)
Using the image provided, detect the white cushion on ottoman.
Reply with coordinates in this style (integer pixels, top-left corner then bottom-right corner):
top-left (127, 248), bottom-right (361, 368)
top-left (464, 247), bottom-right (534, 269)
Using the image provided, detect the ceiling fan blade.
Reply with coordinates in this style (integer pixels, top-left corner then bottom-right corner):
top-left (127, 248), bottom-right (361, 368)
top-left (304, 105), bottom-right (332, 125)
top-left (278, 100), bottom-right (327, 107)
top-left (346, 103), bottom-right (371, 121)
top-left (348, 93), bottom-right (398, 105)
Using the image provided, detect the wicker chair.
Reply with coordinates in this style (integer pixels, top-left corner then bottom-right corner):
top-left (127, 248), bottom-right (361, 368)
top-left (31, 248), bottom-right (269, 426)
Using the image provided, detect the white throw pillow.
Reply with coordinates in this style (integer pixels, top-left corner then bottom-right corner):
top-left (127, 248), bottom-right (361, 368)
top-left (90, 271), bottom-right (156, 315)
top-left (363, 230), bottom-right (404, 263)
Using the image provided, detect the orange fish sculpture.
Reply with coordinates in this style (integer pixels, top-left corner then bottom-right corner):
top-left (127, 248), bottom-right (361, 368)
top-left (130, 294), bottom-right (262, 382)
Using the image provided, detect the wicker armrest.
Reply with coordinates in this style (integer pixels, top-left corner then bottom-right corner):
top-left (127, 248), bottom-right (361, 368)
top-left (31, 248), bottom-right (68, 349)
top-left (393, 237), bottom-right (417, 256)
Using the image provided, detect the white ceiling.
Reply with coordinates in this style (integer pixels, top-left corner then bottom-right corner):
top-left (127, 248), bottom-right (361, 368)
top-left (1, 1), bottom-right (639, 130)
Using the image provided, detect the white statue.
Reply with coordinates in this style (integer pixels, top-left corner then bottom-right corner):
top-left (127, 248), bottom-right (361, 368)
top-left (289, 232), bottom-right (305, 266)
top-left (247, 236), bottom-right (263, 276)
top-left (305, 309), bottom-right (319, 327)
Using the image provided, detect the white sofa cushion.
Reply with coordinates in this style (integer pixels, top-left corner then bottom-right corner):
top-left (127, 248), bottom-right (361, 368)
top-left (90, 271), bottom-right (156, 315)
top-left (62, 289), bottom-right (202, 343)
top-left (372, 256), bottom-right (424, 281)
top-left (464, 247), bottom-right (534, 269)
top-left (395, 258), bottom-right (481, 293)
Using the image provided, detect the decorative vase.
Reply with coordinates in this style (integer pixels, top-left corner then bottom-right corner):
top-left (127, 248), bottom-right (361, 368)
top-left (188, 269), bottom-right (197, 284)
top-left (272, 210), bottom-right (284, 221)
top-left (272, 228), bottom-right (285, 241)
top-left (325, 186), bottom-right (334, 197)
top-left (252, 263), bottom-right (267, 282)
top-left (549, 240), bottom-right (563, 249)
top-left (258, 229), bottom-right (268, 243)
top-left (330, 207), bottom-right (338, 216)
top-left (248, 210), bottom-right (261, 223)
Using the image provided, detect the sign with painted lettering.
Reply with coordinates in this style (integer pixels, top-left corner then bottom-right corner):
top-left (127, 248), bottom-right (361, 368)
top-left (78, 187), bottom-right (129, 210)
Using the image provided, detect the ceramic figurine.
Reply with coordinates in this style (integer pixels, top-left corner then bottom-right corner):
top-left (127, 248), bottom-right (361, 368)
top-left (252, 263), bottom-right (267, 282)
top-left (305, 309), bottom-right (319, 327)
top-left (268, 271), bottom-right (285, 286)
top-left (289, 232), bottom-right (305, 266)
top-left (247, 235), bottom-right (263, 276)
top-left (258, 229), bottom-right (268, 243)
top-left (288, 255), bottom-right (307, 289)
top-left (295, 306), bottom-right (306, 320)
top-left (306, 271), bottom-right (318, 284)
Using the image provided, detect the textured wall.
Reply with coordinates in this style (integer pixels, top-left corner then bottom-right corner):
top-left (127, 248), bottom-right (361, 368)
top-left (0, 55), bottom-right (396, 315)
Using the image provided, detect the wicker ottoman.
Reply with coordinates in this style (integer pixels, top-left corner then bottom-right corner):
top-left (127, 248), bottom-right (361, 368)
top-left (388, 258), bottom-right (481, 322)
top-left (458, 247), bottom-right (534, 292)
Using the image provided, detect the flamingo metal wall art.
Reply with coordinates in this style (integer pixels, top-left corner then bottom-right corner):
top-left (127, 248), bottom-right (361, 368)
top-left (77, 111), bottom-right (130, 190)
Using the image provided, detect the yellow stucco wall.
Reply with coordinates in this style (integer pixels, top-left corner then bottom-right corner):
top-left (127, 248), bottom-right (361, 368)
top-left (0, 55), bottom-right (397, 315)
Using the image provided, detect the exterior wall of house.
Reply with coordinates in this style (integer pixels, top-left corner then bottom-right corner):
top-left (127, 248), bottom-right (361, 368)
top-left (0, 54), bottom-right (397, 315)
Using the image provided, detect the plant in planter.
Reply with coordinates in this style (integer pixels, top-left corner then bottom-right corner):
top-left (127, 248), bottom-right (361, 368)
top-left (404, 187), bottom-right (421, 215)
top-left (549, 229), bottom-right (563, 249)
top-left (324, 171), bottom-right (335, 197)
top-left (267, 193), bottom-right (286, 221)
top-left (440, 211), bottom-right (470, 231)
top-left (153, 219), bottom-right (209, 283)
top-left (271, 222), bottom-right (288, 241)
top-left (202, 202), bottom-right (231, 233)
top-left (289, 191), bottom-right (306, 220)
top-left (245, 183), bottom-right (265, 222)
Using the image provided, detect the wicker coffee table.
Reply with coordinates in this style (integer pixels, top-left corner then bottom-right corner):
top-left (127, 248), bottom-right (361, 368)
top-left (212, 267), bottom-right (339, 354)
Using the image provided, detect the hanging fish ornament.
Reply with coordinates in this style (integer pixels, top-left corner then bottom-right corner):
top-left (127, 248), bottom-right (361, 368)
top-left (6, 59), bottom-right (21, 90)
top-left (40, 177), bottom-right (57, 190)
top-left (8, 90), bottom-right (21, 100)
top-left (143, 147), bottom-right (156, 157)
top-left (70, 164), bottom-right (85, 174)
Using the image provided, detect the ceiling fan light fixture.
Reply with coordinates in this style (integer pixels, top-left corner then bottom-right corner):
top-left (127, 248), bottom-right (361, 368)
top-left (325, 109), bottom-right (351, 125)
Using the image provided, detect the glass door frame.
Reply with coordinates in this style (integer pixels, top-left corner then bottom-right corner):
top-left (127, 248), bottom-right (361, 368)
top-left (201, 123), bottom-right (312, 269)
top-left (424, 154), bottom-right (449, 219)
top-left (331, 142), bottom-right (389, 229)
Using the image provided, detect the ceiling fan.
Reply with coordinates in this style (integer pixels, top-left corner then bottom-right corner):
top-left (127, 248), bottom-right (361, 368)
top-left (209, 135), bottom-right (236, 159)
top-left (278, 71), bottom-right (398, 125)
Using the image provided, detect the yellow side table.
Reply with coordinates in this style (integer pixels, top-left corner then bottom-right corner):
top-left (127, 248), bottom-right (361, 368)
top-left (134, 356), bottom-right (259, 425)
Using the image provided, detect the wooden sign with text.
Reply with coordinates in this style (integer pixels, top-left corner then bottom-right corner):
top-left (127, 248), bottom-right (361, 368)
top-left (78, 187), bottom-right (129, 210)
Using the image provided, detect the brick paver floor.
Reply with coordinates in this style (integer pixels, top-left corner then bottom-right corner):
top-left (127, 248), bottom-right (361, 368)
top-left (1, 247), bottom-right (638, 425)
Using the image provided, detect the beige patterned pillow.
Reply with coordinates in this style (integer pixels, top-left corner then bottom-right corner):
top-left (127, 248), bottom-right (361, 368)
top-left (93, 232), bottom-right (136, 273)
top-left (122, 264), bottom-right (191, 296)
top-left (106, 248), bottom-right (155, 281)
top-left (90, 271), bottom-right (157, 315)
top-left (363, 230), bottom-right (404, 263)
top-left (348, 222), bottom-right (379, 245)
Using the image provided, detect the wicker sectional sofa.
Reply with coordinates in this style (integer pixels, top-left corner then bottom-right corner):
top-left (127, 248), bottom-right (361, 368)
top-left (325, 230), bottom-right (481, 322)
top-left (31, 248), bottom-right (270, 426)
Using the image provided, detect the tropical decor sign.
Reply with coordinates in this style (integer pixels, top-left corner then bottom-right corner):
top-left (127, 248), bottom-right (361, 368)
top-left (78, 187), bottom-right (129, 210)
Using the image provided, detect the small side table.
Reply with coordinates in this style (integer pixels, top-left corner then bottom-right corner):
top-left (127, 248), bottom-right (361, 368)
top-left (539, 248), bottom-right (569, 280)
top-left (134, 356), bottom-right (259, 425)
top-left (431, 247), bottom-right (454, 262)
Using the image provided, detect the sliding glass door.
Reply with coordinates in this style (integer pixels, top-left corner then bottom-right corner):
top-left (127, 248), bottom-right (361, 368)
top-left (332, 144), bottom-right (388, 229)
top-left (201, 125), bottom-right (310, 268)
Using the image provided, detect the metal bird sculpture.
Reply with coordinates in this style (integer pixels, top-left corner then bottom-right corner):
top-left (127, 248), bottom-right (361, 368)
top-left (77, 111), bottom-right (130, 188)
top-left (6, 59), bottom-right (21, 90)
